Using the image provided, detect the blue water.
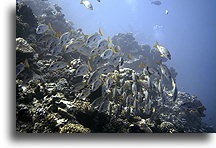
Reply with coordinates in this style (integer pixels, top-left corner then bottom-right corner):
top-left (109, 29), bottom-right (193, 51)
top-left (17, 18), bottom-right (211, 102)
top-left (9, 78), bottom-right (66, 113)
top-left (49, 0), bottom-right (216, 128)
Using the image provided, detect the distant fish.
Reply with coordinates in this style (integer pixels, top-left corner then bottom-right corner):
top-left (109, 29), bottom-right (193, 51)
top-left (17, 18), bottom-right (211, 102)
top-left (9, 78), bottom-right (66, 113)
top-left (49, 61), bottom-right (68, 71)
top-left (16, 63), bottom-right (25, 77)
top-left (59, 32), bottom-right (71, 46)
top-left (86, 32), bottom-right (101, 46)
top-left (101, 49), bottom-right (113, 59)
top-left (91, 79), bottom-right (102, 91)
top-left (96, 0), bottom-right (100, 2)
top-left (80, 0), bottom-right (93, 10)
top-left (75, 64), bottom-right (89, 76)
top-left (36, 24), bottom-right (49, 34)
top-left (165, 10), bottom-right (169, 15)
top-left (150, 0), bottom-right (162, 5)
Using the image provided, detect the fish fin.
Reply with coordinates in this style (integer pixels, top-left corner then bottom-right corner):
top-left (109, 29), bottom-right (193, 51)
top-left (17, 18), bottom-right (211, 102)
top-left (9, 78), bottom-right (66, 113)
top-left (108, 36), bottom-right (112, 44)
top-left (154, 41), bottom-right (159, 48)
top-left (139, 61), bottom-right (145, 68)
top-left (24, 59), bottom-right (30, 68)
top-left (88, 60), bottom-right (92, 71)
top-left (115, 45), bottom-right (120, 52)
top-left (156, 59), bottom-right (162, 65)
top-left (111, 47), bottom-right (116, 54)
top-left (171, 78), bottom-right (175, 88)
top-left (48, 23), bottom-right (55, 33)
top-left (99, 28), bottom-right (104, 36)
top-left (80, 0), bottom-right (83, 4)
top-left (160, 54), bottom-right (165, 57)
top-left (63, 45), bottom-right (67, 50)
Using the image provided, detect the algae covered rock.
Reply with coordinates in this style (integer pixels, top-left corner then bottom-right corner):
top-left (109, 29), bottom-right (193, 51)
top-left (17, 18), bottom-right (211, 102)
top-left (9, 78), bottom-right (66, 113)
top-left (60, 123), bottom-right (91, 133)
top-left (16, 38), bottom-right (35, 63)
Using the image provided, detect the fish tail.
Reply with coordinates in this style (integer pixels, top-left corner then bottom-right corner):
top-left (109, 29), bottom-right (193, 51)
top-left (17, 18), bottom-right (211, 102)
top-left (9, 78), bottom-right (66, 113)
top-left (154, 41), bottom-right (158, 48)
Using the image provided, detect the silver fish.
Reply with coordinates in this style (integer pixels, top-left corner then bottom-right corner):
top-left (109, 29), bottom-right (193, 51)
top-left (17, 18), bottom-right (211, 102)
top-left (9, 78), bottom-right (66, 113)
top-left (86, 32), bottom-right (101, 46)
top-left (88, 71), bottom-right (100, 85)
top-left (65, 41), bottom-right (84, 53)
top-left (98, 39), bottom-right (109, 51)
top-left (97, 64), bottom-right (116, 74)
top-left (98, 99), bottom-right (110, 114)
top-left (105, 77), bottom-right (114, 89)
top-left (16, 63), bottom-right (25, 77)
top-left (79, 87), bottom-right (91, 99)
top-left (51, 45), bottom-right (63, 56)
top-left (59, 32), bottom-right (71, 46)
top-left (80, 0), bottom-right (93, 10)
top-left (49, 61), bottom-right (68, 71)
top-left (36, 24), bottom-right (49, 34)
top-left (91, 79), bottom-right (102, 91)
top-left (151, 1), bottom-right (162, 5)
top-left (154, 41), bottom-right (171, 60)
top-left (101, 49), bottom-right (113, 59)
top-left (75, 64), bottom-right (89, 76)
top-left (71, 82), bottom-right (86, 92)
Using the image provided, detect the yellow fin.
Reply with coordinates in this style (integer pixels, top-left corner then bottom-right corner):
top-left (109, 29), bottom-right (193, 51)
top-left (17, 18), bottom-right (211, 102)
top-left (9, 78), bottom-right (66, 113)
top-left (99, 28), bottom-right (104, 36)
top-left (156, 59), bottom-right (162, 65)
top-left (154, 41), bottom-right (159, 49)
top-left (152, 107), bottom-right (156, 113)
top-left (139, 61), bottom-right (145, 68)
top-left (111, 47), bottom-right (116, 54)
top-left (108, 36), bottom-right (112, 44)
top-left (24, 59), bottom-right (30, 68)
top-left (88, 60), bottom-right (92, 71)
top-left (48, 23), bottom-right (55, 33)
top-left (160, 54), bottom-right (165, 57)
top-left (128, 53), bottom-right (133, 60)
top-left (171, 78), bottom-right (175, 88)
top-left (115, 45), bottom-right (120, 52)
top-left (113, 72), bottom-right (118, 81)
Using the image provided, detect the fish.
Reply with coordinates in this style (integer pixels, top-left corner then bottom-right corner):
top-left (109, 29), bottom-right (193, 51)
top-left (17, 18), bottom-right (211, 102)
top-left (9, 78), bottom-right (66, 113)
top-left (59, 32), bottom-right (71, 46)
top-left (86, 32), bottom-right (101, 46)
top-left (51, 45), bottom-right (63, 56)
top-left (119, 57), bottom-right (124, 67)
top-left (109, 55), bottom-right (121, 67)
top-left (151, 0), bottom-right (162, 5)
top-left (78, 87), bottom-right (91, 99)
top-left (77, 45), bottom-right (92, 57)
top-left (49, 61), bottom-right (68, 71)
top-left (101, 49), bottom-right (113, 59)
top-left (132, 99), bottom-right (139, 114)
top-left (71, 82), bottom-right (86, 92)
top-left (91, 79), bottom-right (102, 91)
top-left (97, 64), bottom-right (116, 74)
top-left (98, 39), bottom-right (109, 51)
top-left (64, 41), bottom-right (84, 53)
top-left (88, 71), bottom-right (100, 85)
top-left (165, 10), bottom-right (169, 15)
top-left (154, 41), bottom-right (171, 60)
top-left (168, 78), bottom-right (178, 101)
top-left (132, 82), bottom-right (138, 97)
top-left (159, 63), bottom-right (172, 82)
top-left (16, 63), bottom-right (25, 77)
top-left (36, 24), bottom-right (49, 34)
top-left (90, 47), bottom-right (100, 56)
top-left (105, 77), bottom-right (114, 89)
top-left (80, 0), bottom-right (93, 10)
top-left (99, 28), bottom-right (104, 36)
top-left (75, 64), bottom-right (89, 76)
top-left (98, 99), bottom-right (110, 114)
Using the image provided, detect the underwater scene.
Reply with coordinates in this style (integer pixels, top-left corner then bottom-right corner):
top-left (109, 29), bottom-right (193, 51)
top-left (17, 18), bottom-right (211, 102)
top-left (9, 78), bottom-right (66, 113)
top-left (16, 0), bottom-right (215, 133)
